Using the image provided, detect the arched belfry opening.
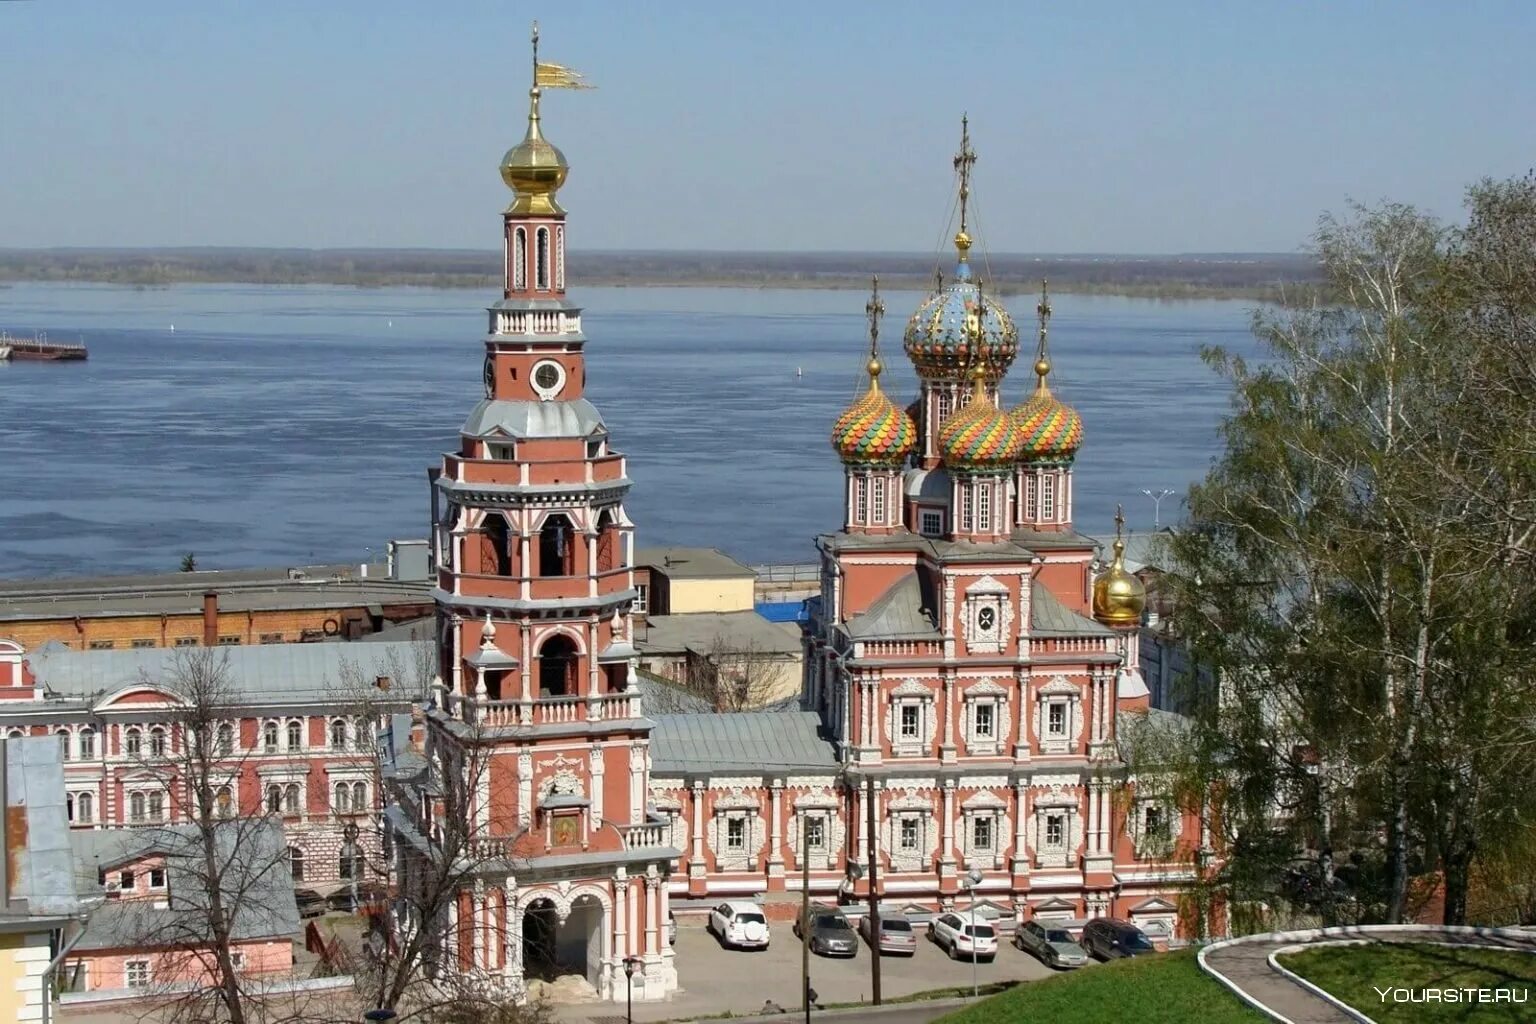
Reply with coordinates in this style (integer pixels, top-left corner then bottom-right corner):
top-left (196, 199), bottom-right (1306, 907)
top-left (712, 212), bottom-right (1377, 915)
top-left (482, 513), bottom-right (512, 576)
top-left (537, 633), bottom-right (579, 698)
top-left (538, 513), bottom-right (575, 577)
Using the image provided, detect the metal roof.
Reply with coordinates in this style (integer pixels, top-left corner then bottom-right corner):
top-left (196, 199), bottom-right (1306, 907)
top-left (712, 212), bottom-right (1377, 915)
top-left (846, 575), bottom-right (941, 641)
top-left (1, 737), bottom-right (81, 923)
top-left (637, 611), bottom-right (801, 656)
top-left (1030, 582), bottom-right (1114, 637)
top-left (460, 398), bottom-right (606, 440)
top-left (0, 578), bottom-right (431, 623)
top-left (26, 641), bottom-right (429, 704)
top-left (650, 712), bottom-right (837, 774)
top-left (635, 547), bottom-right (756, 580)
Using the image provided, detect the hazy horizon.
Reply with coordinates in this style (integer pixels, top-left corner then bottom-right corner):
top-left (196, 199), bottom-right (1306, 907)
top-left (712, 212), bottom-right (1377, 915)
top-left (5, 1), bottom-right (1534, 253)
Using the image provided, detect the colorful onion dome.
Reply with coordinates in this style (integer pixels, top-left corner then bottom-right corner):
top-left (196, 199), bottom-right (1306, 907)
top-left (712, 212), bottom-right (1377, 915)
top-left (903, 258), bottom-right (1020, 381)
top-left (1093, 506), bottom-right (1146, 627)
top-left (1012, 281), bottom-right (1083, 463)
top-left (831, 359), bottom-right (918, 466)
top-left (939, 363), bottom-right (1024, 472)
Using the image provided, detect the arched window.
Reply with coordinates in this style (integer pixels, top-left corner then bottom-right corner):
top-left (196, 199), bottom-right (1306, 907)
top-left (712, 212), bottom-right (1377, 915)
top-left (287, 720), bottom-right (302, 750)
top-left (555, 226), bottom-right (565, 291)
top-left (216, 723), bottom-right (233, 756)
top-left (79, 728), bottom-right (95, 760)
top-left (352, 718), bottom-right (371, 750)
top-left (513, 227), bottom-right (527, 291)
top-left (538, 513), bottom-right (573, 577)
top-left (130, 792), bottom-right (146, 823)
top-left (263, 721), bottom-right (279, 753)
top-left (536, 633), bottom-right (578, 699)
top-left (66, 793), bottom-right (74, 821)
top-left (149, 727), bottom-right (166, 757)
top-left (125, 728), bottom-right (142, 757)
top-left (216, 786), bottom-right (233, 819)
top-left (854, 477), bottom-right (868, 524)
top-left (266, 785), bottom-right (282, 814)
top-left (287, 845), bottom-right (305, 882)
top-left (333, 782), bottom-right (350, 814)
top-left (284, 783), bottom-right (301, 814)
top-left (5, 728), bottom-right (23, 740)
top-left (352, 781), bottom-right (367, 810)
top-left (535, 227), bottom-right (550, 290)
top-left (330, 719), bottom-right (347, 751)
top-left (77, 792), bottom-right (94, 823)
top-left (57, 730), bottom-right (71, 761)
top-left (482, 513), bottom-right (512, 576)
top-left (148, 792), bottom-right (164, 821)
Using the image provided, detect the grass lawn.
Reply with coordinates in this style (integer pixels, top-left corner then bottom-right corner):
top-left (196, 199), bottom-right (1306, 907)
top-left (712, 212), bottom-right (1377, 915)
top-left (933, 949), bottom-right (1266, 1024)
top-left (1278, 942), bottom-right (1536, 1023)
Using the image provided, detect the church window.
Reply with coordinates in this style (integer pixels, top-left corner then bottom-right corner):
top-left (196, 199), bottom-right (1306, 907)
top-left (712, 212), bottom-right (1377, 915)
top-left (960, 488), bottom-right (973, 532)
top-left (1047, 702), bottom-right (1067, 738)
top-left (871, 477), bottom-right (886, 523)
top-left (854, 477), bottom-right (868, 524)
top-left (805, 816), bottom-right (825, 850)
top-left (976, 484), bottom-right (991, 532)
top-left (726, 817), bottom-right (746, 851)
top-left (538, 513), bottom-right (574, 576)
top-left (899, 818), bottom-right (920, 851)
top-left (937, 391), bottom-right (952, 425)
top-left (1041, 475), bottom-right (1056, 520)
top-left (536, 633), bottom-right (578, 698)
top-left (972, 816), bottom-right (994, 852)
top-left (1045, 814), bottom-right (1065, 848)
top-left (556, 226), bottom-right (566, 290)
top-left (973, 702), bottom-right (995, 739)
top-left (1025, 475), bottom-right (1038, 520)
top-left (920, 510), bottom-right (944, 537)
top-left (899, 704), bottom-right (922, 740)
top-left (536, 227), bottom-right (550, 290)
top-left (1145, 805), bottom-right (1167, 840)
top-left (513, 227), bottom-right (527, 291)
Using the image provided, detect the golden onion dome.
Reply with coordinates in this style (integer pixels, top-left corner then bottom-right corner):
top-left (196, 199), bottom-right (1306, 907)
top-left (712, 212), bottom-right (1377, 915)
top-left (500, 88), bottom-right (569, 216)
top-left (1093, 516), bottom-right (1146, 627)
top-left (939, 363), bottom-right (1024, 472)
top-left (831, 360), bottom-right (918, 466)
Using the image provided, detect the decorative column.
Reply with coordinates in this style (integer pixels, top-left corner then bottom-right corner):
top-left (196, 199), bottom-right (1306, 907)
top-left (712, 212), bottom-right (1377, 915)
top-left (1012, 780), bottom-right (1029, 875)
top-left (614, 868), bottom-right (629, 959)
top-left (940, 672), bottom-right (957, 763)
top-left (517, 751), bottom-right (533, 827)
top-left (940, 780), bottom-right (957, 876)
top-left (689, 782), bottom-right (706, 880)
top-left (629, 744), bottom-right (646, 822)
top-left (589, 743), bottom-right (605, 824)
top-left (767, 780), bottom-right (785, 879)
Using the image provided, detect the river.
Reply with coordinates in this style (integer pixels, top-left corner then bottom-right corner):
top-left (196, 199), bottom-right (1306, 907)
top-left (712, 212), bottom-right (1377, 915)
top-left (0, 282), bottom-right (1258, 577)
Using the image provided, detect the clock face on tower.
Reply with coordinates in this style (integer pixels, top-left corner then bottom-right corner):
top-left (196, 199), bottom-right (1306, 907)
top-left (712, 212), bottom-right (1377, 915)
top-left (531, 359), bottom-right (567, 400)
top-left (483, 355), bottom-right (496, 399)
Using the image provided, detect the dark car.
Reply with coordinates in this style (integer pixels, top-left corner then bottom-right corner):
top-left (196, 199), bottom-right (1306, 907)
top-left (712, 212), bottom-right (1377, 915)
top-left (1080, 918), bottom-right (1157, 961)
top-left (793, 906), bottom-right (858, 958)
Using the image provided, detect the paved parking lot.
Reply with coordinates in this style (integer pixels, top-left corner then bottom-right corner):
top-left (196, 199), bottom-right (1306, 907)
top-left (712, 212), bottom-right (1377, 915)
top-left (560, 918), bottom-right (1075, 1023)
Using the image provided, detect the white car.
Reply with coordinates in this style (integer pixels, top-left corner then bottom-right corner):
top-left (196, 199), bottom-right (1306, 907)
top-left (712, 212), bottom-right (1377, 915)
top-left (928, 912), bottom-right (998, 962)
top-left (708, 900), bottom-right (770, 950)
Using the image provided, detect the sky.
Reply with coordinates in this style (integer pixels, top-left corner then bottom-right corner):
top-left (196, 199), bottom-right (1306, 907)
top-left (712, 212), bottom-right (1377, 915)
top-left (3, 0), bottom-right (1535, 253)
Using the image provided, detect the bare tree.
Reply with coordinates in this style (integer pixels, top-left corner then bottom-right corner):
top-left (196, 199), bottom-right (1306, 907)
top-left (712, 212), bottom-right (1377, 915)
top-left (675, 633), bottom-right (796, 711)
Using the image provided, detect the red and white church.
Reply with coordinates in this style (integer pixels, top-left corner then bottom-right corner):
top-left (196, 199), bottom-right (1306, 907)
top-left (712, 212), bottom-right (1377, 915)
top-left (382, 48), bottom-right (1217, 1005)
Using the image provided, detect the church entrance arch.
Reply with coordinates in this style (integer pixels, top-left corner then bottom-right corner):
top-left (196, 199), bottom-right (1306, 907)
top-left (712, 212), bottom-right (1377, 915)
top-left (520, 892), bottom-right (607, 992)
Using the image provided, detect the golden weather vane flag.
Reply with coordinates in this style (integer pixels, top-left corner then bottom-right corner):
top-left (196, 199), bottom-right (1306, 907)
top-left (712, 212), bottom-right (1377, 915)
top-left (530, 21), bottom-right (595, 90)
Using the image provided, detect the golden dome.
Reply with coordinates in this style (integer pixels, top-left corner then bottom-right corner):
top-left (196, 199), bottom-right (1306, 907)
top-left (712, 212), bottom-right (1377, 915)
top-left (500, 89), bottom-right (569, 216)
top-left (1093, 509), bottom-right (1146, 627)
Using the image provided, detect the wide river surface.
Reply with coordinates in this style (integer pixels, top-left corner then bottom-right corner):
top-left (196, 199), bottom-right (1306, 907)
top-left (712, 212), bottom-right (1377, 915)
top-left (0, 282), bottom-right (1258, 578)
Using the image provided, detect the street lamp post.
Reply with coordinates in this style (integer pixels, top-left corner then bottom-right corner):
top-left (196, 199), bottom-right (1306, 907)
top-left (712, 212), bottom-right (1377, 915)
top-left (961, 868), bottom-right (983, 999)
top-left (1141, 488), bottom-right (1176, 530)
top-left (623, 955), bottom-right (642, 1024)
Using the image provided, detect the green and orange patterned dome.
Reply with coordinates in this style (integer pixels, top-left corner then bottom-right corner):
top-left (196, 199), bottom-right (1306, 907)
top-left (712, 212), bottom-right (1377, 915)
top-left (1012, 354), bottom-right (1084, 463)
top-left (939, 364), bottom-right (1024, 471)
top-left (831, 359), bottom-right (918, 466)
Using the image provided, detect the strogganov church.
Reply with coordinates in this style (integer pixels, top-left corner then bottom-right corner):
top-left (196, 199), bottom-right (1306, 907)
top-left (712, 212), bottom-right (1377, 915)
top-left (381, 33), bottom-right (1215, 1005)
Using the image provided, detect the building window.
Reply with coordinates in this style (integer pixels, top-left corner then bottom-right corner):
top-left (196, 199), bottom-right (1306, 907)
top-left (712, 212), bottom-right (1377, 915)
top-left (536, 227), bottom-right (550, 290)
top-left (88, 640), bottom-right (115, 650)
top-left (352, 781), bottom-right (368, 809)
top-left (973, 816), bottom-right (993, 852)
top-left (330, 719), bottom-right (347, 751)
top-left (79, 728), bottom-right (95, 759)
top-left (284, 783), bottom-right (301, 815)
top-left (854, 477), bottom-right (868, 525)
top-left (1047, 702), bottom-right (1067, 738)
top-left (805, 816), bottom-right (825, 851)
top-left (871, 477), bottom-right (886, 523)
top-left (960, 487), bottom-right (974, 532)
top-left (288, 846), bottom-right (305, 882)
top-left (920, 509), bottom-right (943, 537)
top-left (125, 728), bottom-right (142, 757)
top-left (353, 719), bottom-right (372, 751)
top-left (973, 702), bottom-right (995, 739)
top-left (1145, 805), bottom-right (1168, 841)
top-left (899, 818), bottom-right (920, 851)
top-left (899, 704), bottom-right (921, 740)
top-left (149, 727), bottom-right (167, 757)
top-left (1024, 474), bottom-right (1038, 520)
top-left (129, 792), bottom-right (146, 822)
top-left (287, 720), bottom-right (303, 751)
top-left (634, 584), bottom-right (649, 614)
top-left (1041, 475), bottom-right (1056, 520)
top-left (263, 722), bottom-right (279, 754)
top-left (937, 391), bottom-right (953, 425)
top-left (149, 868), bottom-right (166, 889)
top-left (174, 636), bottom-right (197, 647)
top-left (148, 792), bottom-right (164, 821)
top-left (57, 730), bottom-right (71, 760)
top-left (216, 723), bottom-right (233, 756)
top-left (513, 227), bottom-right (527, 290)
top-left (217, 635), bottom-right (241, 646)
top-left (726, 817), bottom-right (746, 851)
top-left (120, 870), bottom-right (135, 890)
top-left (216, 786), bottom-right (233, 818)
top-left (267, 785), bottom-right (282, 814)
top-left (334, 783), bottom-right (351, 814)
top-left (976, 484), bottom-right (991, 532)
top-left (259, 632), bottom-right (284, 644)
top-left (230, 951), bottom-right (245, 972)
top-left (125, 959), bottom-right (150, 989)
top-left (131, 638), bottom-right (155, 649)
top-left (1045, 814), bottom-right (1065, 848)
top-left (77, 792), bottom-right (94, 823)
top-left (556, 226), bottom-right (565, 290)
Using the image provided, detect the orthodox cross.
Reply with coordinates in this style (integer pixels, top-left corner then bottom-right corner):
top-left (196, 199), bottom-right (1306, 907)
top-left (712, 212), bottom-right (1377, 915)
top-left (954, 114), bottom-right (977, 237)
top-left (865, 275), bottom-right (884, 361)
top-left (1035, 278), bottom-right (1053, 377)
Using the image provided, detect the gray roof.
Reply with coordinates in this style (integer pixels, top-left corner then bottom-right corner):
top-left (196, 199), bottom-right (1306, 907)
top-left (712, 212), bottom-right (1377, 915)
top-left (1030, 582), bottom-right (1114, 637)
top-left (26, 641), bottom-right (429, 705)
top-left (819, 531), bottom-right (1037, 564)
top-left (72, 821), bottom-right (299, 951)
top-left (460, 398), bottom-right (606, 440)
top-left (0, 576), bottom-right (431, 623)
top-left (903, 468), bottom-right (953, 503)
top-left (638, 611), bottom-right (800, 657)
top-left (355, 615), bottom-right (435, 644)
top-left (846, 575), bottom-right (941, 641)
top-left (635, 547), bottom-right (756, 580)
top-left (650, 712), bottom-right (837, 774)
top-left (1, 736), bottom-right (81, 925)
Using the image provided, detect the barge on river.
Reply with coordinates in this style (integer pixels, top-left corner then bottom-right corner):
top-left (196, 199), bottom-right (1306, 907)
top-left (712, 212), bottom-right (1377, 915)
top-left (0, 332), bottom-right (88, 361)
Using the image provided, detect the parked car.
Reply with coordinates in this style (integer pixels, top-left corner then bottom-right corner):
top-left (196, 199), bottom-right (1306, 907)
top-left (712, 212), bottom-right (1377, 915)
top-left (927, 912), bottom-right (997, 962)
top-left (708, 900), bottom-right (771, 951)
top-left (1012, 920), bottom-right (1088, 969)
top-left (1080, 918), bottom-right (1157, 961)
top-left (857, 912), bottom-right (918, 956)
top-left (793, 905), bottom-right (857, 958)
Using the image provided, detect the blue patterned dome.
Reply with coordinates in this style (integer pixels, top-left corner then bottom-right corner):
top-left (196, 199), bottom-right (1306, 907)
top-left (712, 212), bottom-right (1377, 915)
top-left (903, 259), bottom-right (1019, 381)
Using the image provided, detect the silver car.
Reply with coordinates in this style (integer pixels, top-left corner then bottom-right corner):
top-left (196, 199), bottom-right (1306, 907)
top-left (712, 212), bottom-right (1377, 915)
top-left (1013, 920), bottom-right (1089, 969)
top-left (857, 912), bottom-right (918, 956)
